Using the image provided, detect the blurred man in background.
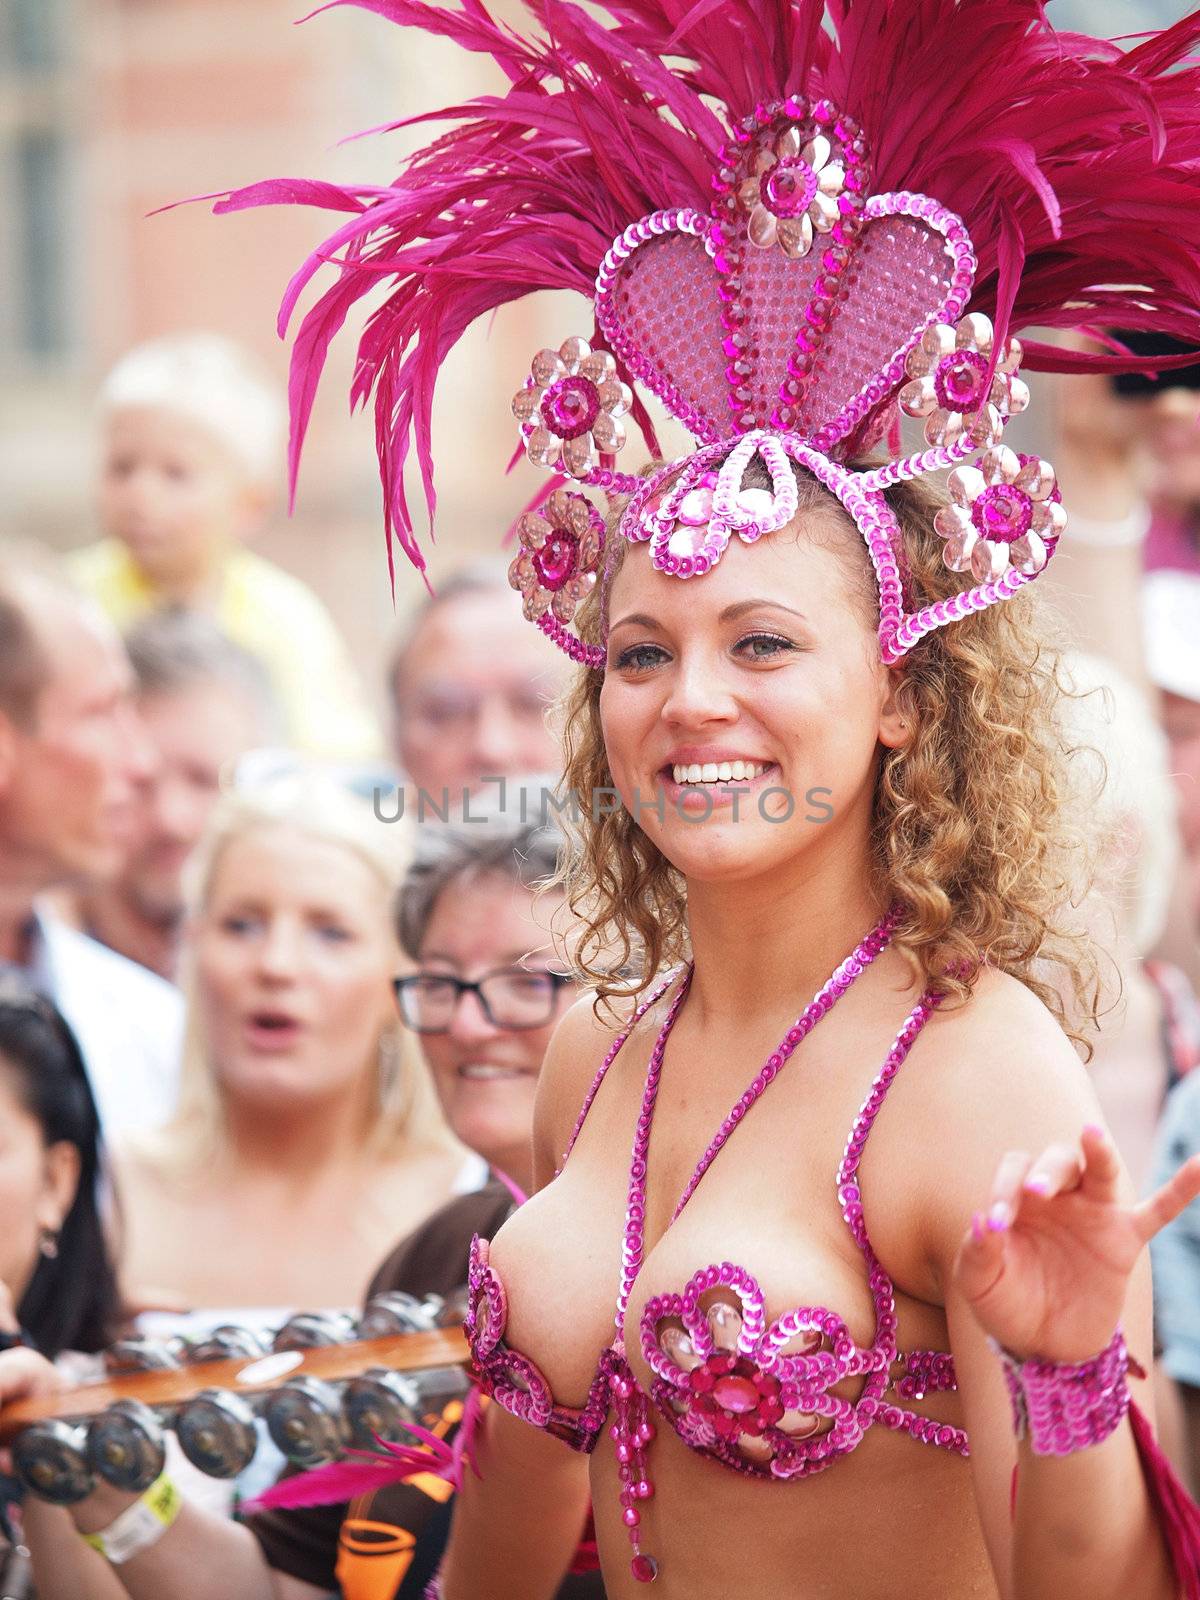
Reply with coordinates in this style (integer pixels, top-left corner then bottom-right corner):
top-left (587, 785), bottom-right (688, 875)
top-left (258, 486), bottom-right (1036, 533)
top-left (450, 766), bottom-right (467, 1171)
top-left (388, 561), bottom-right (569, 798)
top-left (0, 554), bottom-right (182, 1135)
top-left (74, 610), bottom-right (281, 980)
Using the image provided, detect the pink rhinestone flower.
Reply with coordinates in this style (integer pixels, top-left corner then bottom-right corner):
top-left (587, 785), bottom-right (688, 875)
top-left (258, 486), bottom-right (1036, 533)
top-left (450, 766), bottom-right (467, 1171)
top-left (899, 313), bottom-right (1029, 450)
top-left (512, 337), bottom-right (632, 478)
top-left (936, 445), bottom-right (1067, 582)
top-left (507, 489), bottom-right (605, 625)
top-left (642, 1267), bottom-right (854, 1474)
top-left (681, 1349), bottom-right (787, 1441)
top-left (739, 126), bottom-right (846, 259)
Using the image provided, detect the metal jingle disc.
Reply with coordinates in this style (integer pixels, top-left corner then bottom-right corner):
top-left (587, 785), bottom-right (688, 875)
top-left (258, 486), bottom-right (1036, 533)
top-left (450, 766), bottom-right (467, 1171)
top-left (13, 1421), bottom-right (94, 1505)
top-left (104, 1338), bottom-right (184, 1374)
top-left (263, 1375), bottom-right (345, 1468)
top-left (272, 1312), bottom-right (356, 1352)
top-left (342, 1369), bottom-right (420, 1450)
top-left (187, 1325), bottom-right (268, 1364)
top-left (175, 1388), bottom-right (258, 1479)
top-left (358, 1292), bottom-right (433, 1338)
top-left (409, 1364), bottom-right (472, 1425)
top-left (86, 1400), bottom-right (167, 1493)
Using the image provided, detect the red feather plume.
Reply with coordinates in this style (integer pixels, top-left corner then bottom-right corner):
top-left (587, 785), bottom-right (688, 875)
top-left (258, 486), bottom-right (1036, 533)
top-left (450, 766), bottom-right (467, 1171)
top-left (210, 0), bottom-right (1200, 579)
top-left (245, 1386), bottom-right (484, 1513)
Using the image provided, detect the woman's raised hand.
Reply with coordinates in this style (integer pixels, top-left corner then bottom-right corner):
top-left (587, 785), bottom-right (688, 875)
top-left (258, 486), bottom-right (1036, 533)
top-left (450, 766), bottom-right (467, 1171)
top-left (954, 1125), bottom-right (1200, 1364)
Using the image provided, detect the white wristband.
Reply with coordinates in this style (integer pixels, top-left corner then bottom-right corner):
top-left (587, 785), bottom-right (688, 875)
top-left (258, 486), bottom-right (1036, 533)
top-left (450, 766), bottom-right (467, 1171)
top-left (82, 1473), bottom-right (180, 1565)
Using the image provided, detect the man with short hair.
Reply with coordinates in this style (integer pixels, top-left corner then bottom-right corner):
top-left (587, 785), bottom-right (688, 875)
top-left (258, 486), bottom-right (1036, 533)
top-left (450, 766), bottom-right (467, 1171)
top-left (76, 610), bottom-right (281, 979)
top-left (387, 561), bottom-right (569, 799)
top-left (0, 555), bottom-right (183, 1135)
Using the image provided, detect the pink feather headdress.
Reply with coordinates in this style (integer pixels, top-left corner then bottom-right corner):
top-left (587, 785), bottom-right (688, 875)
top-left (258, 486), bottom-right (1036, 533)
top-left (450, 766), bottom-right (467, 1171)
top-left (215, 0), bottom-right (1200, 666)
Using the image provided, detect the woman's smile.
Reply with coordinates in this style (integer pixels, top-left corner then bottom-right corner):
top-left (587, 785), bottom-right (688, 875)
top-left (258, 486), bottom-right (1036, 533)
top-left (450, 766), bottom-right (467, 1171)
top-left (660, 756), bottom-right (781, 812)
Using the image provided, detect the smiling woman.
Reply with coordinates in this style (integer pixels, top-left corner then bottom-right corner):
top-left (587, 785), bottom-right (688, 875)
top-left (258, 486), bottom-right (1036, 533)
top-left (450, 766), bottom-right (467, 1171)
top-left (563, 465), bottom-right (1091, 1016)
top-left (391, 789), bottom-right (577, 1198)
top-left (113, 776), bottom-right (470, 1322)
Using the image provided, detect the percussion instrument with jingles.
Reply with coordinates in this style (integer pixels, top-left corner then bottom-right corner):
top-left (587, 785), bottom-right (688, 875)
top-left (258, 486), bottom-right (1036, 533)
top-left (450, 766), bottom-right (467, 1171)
top-left (0, 1294), bottom-right (470, 1507)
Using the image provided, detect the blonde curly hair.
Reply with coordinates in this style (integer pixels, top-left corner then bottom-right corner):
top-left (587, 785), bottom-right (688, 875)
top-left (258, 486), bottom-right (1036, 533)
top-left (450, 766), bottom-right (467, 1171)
top-left (556, 464), bottom-right (1102, 1051)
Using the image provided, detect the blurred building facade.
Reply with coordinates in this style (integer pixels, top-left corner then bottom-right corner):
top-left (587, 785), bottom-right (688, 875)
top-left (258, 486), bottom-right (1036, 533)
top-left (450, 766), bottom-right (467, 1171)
top-left (0, 0), bottom-right (568, 709)
top-left (0, 0), bottom-right (1182, 706)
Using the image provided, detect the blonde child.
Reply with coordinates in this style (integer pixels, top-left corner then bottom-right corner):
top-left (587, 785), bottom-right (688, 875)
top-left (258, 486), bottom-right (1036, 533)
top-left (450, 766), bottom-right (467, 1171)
top-left (71, 334), bottom-right (380, 762)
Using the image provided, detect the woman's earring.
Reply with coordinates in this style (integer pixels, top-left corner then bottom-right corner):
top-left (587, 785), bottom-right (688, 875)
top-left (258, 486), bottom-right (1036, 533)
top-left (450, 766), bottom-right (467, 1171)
top-left (38, 1228), bottom-right (59, 1261)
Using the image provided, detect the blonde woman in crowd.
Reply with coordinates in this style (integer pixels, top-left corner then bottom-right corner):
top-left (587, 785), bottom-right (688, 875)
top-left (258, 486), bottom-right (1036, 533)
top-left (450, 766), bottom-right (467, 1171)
top-left (115, 776), bottom-right (475, 1325)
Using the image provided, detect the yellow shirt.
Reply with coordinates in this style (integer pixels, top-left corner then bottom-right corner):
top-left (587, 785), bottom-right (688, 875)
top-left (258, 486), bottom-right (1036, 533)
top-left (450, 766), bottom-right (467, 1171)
top-left (68, 539), bottom-right (381, 762)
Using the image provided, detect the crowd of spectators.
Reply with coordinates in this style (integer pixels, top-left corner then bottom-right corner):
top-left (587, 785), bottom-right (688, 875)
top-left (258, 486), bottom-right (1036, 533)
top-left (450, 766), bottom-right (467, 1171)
top-left (0, 329), bottom-right (1195, 1596)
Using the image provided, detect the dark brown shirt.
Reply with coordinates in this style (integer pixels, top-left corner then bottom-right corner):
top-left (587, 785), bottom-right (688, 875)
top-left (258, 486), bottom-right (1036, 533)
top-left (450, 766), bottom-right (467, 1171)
top-left (247, 1185), bottom-right (604, 1598)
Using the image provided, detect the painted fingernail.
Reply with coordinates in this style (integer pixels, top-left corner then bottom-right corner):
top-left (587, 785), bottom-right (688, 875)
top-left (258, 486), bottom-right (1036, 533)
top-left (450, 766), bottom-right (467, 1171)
top-left (1024, 1175), bottom-right (1051, 1196)
top-left (971, 1211), bottom-right (985, 1242)
top-left (1083, 1123), bottom-right (1105, 1139)
top-left (987, 1201), bottom-right (1011, 1232)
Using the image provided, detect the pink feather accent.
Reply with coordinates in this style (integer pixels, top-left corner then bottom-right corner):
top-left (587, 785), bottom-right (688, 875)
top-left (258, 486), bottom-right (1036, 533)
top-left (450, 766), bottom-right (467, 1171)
top-left (244, 1386), bottom-right (485, 1514)
top-left (205, 0), bottom-right (1200, 578)
top-left (1129, 1400), bottom-right (1200, 1598)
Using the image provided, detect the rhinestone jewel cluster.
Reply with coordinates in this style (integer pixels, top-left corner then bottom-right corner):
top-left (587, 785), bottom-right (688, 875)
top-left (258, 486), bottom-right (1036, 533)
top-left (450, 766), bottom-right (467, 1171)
top-left (508, 489), bottom-right (605, 626)
top-left (713, 97), bottom-right (870, 434)
top-left (740, 124), bottom-right (850, 259)
top-left (899, 312), bottom-right (1030, 450)
top-left (935, 445), bottom-right (1065, 581)
top-left (512, 337), bottom-right (632, 478)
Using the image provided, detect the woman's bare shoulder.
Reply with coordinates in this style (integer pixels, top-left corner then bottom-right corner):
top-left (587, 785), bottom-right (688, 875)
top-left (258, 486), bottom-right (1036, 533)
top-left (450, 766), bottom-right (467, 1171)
top-left (884, 965), bottom-right (1107, 1273)
top-left (915, 964), bottom-right (1095, 1121)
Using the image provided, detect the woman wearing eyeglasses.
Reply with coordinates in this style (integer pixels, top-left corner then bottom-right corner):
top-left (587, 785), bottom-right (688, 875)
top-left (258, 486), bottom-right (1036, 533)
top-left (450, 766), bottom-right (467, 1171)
top-left (391, 829), bottom-right (575, 1204)
top-left (10, 782), bottom-right (600, 1600)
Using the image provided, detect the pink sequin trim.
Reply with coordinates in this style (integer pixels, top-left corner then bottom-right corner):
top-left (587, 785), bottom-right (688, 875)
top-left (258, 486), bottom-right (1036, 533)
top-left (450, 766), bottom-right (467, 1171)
top-left (998, 1326), bottom-right (1131, 1457)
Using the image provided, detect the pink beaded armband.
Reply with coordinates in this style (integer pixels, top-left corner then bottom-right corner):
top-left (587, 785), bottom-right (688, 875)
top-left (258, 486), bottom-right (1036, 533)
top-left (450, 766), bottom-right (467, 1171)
top-left (423, 1576), bottom-right (443, 1600)
top-left (996, 1326), bottom-right (1132, 1457)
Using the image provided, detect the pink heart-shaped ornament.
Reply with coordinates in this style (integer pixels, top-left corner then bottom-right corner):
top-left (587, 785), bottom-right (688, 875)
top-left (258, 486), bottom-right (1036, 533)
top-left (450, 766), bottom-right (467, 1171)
top-left (594, 195), bottom-right (973, 455)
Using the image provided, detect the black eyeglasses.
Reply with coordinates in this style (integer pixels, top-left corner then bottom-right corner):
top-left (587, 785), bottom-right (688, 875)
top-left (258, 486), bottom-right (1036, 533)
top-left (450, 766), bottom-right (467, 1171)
top-left (393, 967), bottom-right (574, 1034)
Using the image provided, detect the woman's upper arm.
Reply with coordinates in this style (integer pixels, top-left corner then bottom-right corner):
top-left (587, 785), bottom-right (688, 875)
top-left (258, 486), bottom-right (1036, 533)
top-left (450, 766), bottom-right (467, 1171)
top-left (945, 1259), bottom-right (1156, 1600)
top-left (530, 993), bottom-right (620, 1192)
top-left (439, 1399), bottom-right (592, 1600)
top-left (916, 987), bottom-right (1156, 1591)
top-left (913, 981), bottom-right (1112, 1287)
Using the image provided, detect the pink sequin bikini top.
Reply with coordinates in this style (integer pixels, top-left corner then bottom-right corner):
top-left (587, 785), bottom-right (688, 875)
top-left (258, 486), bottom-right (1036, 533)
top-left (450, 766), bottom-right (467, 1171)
top-left (466, 915), bottom-right (967, 1576)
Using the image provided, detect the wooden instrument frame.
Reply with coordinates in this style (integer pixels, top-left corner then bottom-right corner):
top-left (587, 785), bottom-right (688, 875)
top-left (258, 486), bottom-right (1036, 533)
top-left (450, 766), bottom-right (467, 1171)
top-left (0, 1326), bottom-right (469, 1443)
